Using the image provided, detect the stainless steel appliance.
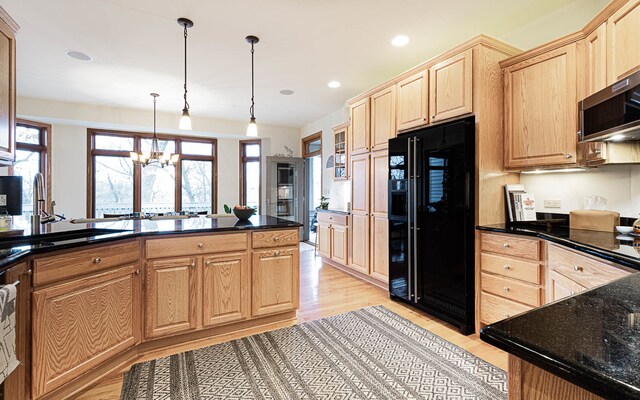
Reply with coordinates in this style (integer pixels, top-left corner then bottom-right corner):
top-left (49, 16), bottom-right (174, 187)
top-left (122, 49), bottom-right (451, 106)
top-left (388, 116), bottom-right (475, 334)
top-left (266, 156), bottom-right (304, 227)
top-left (580, 69), bottom-right (640, 142)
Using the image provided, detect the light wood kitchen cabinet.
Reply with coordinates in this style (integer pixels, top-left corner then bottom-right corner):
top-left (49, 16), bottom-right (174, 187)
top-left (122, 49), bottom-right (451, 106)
top-left (369, 216), bottom-right (389, 283)
top-left (252, 247), bottom-right (299, 317)
top-left (317, 221), bottom-right (332, 258)
top-left (584, 23), bottom-right (607, 96)
top-left (332, 122), bottom-right (349, 180)
top-left (331, 222), bottom-right (348, 265)
top-left (350, 213), bottom-right (369, 275)
top-left (503, 43), bottom-right (578, 169)
top-left (396, 69), bottom-right (429, 131)
top-left (317, 212), bottom-right (349, 266)
top-left (32, 265), bottom-right (140, 398)
top-left (547, 269), bottom-right (587, 302)
top-left (370, 150), bottom-right (388, 217)
top-left (350, 97), bottom-right (370, 155)
top-left (145, 257), bottom-right (197, 338)
top-left (429, 48), bottom-right (473, 123)
top-left (350, 152), bottom-right (370, 275)
top-left (350, 152), bottom-right (369, 213)
top-left (3, 263), bottom-right (30, 400)
top-left (0, 7), bottom-right (17, 164)
top-left (202, 253), bottom-right (249, 327)
top-left (370, 85), bottom-right (396, 150)
top-left (607, 0), bottom-right (640, 84)
top-left (369, 150), bottom-right (389, 282)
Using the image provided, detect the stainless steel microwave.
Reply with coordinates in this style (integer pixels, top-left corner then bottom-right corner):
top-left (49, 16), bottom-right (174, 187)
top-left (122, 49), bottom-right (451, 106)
top-left (579, 70), bottom-right (640, 142)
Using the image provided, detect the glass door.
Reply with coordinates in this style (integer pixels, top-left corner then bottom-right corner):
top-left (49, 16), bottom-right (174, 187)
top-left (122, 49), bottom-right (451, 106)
top-left (266, 157), bottom-right (304, 226)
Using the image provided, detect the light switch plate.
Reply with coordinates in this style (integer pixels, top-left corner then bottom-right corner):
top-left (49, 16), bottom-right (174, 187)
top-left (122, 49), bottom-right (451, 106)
top-left (544, 199), bottom-right (561, 208)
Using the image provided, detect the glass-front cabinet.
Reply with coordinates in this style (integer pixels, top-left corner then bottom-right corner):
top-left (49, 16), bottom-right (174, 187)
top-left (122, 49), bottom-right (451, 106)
top-left (332, 122), bottom-right (349, 180)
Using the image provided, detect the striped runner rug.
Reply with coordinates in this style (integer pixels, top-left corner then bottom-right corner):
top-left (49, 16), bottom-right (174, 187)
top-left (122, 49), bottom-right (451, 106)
top-left (121, 306), bottom-right (507, 399)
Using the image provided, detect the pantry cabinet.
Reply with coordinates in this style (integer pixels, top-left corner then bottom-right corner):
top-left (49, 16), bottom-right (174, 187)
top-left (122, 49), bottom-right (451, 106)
top-left (503, 43), bottom-right (579, 169)
top-left (606, 0), bottom-right (640, 84)
top-left (396, 70), bottom-right (429, 131)
top-left (429, 48), bottom-right (473, 123)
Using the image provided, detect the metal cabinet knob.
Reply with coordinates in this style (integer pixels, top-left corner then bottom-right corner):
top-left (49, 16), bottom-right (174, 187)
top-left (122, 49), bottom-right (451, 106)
top-left (503, 265), bottom-right (510, 270)
top-left (570, 290), bottom-right (575, 295)
top-left (503, 243), bottom-right (510, 248)
top-left (503, 287), bottom-right (510, 292)
top-left (134, 269), bottom-right (140, 275)
top-left (573, 265), bottom-right (583, 272)
top-left (566, 154), bottom-right (573, 159)
top-left (274, 236), bottom-right (280, 242)
top-left (205, 260), bottom-right (211, 266)
top-left (275, 251), bottom-right (281, 256)
top-left (594, 150), bottom-right (601, 155)
top-left (198, 243), bottom-right (204, 249)
top-left (93, 257), bottom-right (102, 264)
top-left (190, 262), bottom-right (196, 269)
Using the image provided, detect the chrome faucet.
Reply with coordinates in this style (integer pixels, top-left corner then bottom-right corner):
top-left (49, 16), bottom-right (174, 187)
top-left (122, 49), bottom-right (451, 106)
top-left (31, 172), bottom-right (45, 234)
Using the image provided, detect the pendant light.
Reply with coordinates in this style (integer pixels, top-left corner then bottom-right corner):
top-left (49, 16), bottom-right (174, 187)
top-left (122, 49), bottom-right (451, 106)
top-left (178, 18), bottom-right (194, 130)
top-left (130, 93), bottom-right (179, 168)
top-left (246, 35), bottom-right (259, 137)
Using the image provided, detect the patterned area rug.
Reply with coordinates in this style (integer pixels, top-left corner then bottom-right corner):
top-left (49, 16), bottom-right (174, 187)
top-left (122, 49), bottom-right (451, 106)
top-left (121, 306), bottom-right (507, 399)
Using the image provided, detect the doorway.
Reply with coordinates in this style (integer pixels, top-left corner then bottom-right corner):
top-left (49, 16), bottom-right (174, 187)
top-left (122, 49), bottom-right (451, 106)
top-left (302, 132), bottom-right (322, 243)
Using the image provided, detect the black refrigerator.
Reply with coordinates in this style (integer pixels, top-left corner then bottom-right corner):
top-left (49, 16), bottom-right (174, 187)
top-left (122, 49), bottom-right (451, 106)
top-left (388, 116), bottom-right (475, 335)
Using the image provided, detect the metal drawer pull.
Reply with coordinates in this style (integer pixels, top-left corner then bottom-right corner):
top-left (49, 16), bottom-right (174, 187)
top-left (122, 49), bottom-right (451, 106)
top-left (205, 260), bottom-right (211, 266)
top-left (190, 262), bottom-right (196, 269)
top-left (93, 257), bottom-right (102, 264)
top-left (573, 265), bottom-right (583, 272)
top-left (274, 236), bottom-right (280, 241)
top-left (12, 279), bottom-right (20, 287)
top-left (503, 287), bottom-right (510, 292)
top-left (275, 250), bottom-right (281, 256)
top-left (503, 243), bottom-right (510, 248)
top-left (134, 269), bottom-right (140, 275)
top-left (566, 154), bottom-right (573, 158)
top-left (503, 265), bottom-right (510, 270)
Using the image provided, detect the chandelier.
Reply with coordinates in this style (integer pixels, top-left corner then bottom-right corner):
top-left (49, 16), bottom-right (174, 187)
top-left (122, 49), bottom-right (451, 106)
top-left (130, 93), bottom-right (179, 168)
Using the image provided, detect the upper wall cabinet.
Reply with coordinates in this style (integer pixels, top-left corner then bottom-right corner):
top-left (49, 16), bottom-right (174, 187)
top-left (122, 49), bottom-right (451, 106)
top-left (370, 85), bottom-right (396, 151)
top-left (607, 0), bottom-right (640, 84)
top-left (332, 122), bottom-right (348, 180)
top-left (396, 70), bottom-right (428, 131)
top-left (584, 23), bottom-right (607, 96)
top-left (0, 7), bottom-right (17, 165)
top-left (503, 43), bottom-right (578, 169)
top-left (429, 48), bottom-right (473, 123)
top-left (350, 97), bottom-right (370, 155)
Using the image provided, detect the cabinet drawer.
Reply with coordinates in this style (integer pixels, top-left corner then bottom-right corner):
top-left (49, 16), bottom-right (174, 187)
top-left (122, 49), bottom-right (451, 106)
top-left (317, 212), bottom-right (348, 226)
top-left (252, 229), bottom-right (299, 249)
top-left (146, 233), bottom-right (248, 259)
top-left (481, 292), bottom-right (532, 325)
top-left (34, 240), bottom-right (140, 286)
top-left (481, 253), bottom-right (542, 284)
top-left (548, 244), bottom-right (631, 288)
top-left (481, 233), bottom-right (540, 260)
top-left (481, 273), bottom-right (541, 307)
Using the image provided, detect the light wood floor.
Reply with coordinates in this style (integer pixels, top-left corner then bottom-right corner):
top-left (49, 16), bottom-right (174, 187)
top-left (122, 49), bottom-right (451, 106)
top-left (78, 243), bottom-right (506, 399)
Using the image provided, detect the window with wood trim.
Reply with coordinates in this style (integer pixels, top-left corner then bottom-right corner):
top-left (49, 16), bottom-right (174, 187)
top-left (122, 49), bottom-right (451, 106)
top-left (87, 129), bottom-right (217, 217)
top-left (239, 139), bottom-right (261, 212)
top-left (11, 120), bottom-right (51, 218)
top-left (302, 132), bottom-right (322, 158)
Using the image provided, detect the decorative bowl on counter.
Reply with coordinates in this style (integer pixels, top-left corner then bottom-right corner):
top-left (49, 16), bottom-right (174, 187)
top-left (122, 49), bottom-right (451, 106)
top-left (233, 207), bottom-right (256, 221)
top-left (616, 226), bottom-right (633, 234)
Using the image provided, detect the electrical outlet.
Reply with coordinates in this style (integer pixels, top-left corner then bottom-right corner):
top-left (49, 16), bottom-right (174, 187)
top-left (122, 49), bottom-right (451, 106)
top-left (544, 199), bottom-right (561, 208)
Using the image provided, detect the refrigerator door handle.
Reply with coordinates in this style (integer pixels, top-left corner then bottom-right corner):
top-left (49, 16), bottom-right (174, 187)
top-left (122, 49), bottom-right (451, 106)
top-left (413, 137), bottom-right (418, 302)
top-left (407, 137), bottom-right (413, 301)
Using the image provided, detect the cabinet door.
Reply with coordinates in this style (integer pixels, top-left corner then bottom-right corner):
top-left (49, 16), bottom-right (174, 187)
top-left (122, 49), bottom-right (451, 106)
top-left (317, 221), bottom-right (332, 258)
top-left (370, 85), bottom-right (396, 151)
top-left (429, 48), bottom-right (473, 123)
top-left (252, 247), bottom-right (299, 317)
top-left (0, 15), bottom-right (16, 163)
top-left (350, 97), bottom-right (370, 155)
top-left (504, 43), bottom-right (578, 169)
top-left (331, 223), bottom-right (348, 265)
top-left (370, 149), bottom-right (388, 218)
top-left (585, 23), bottom-right (607, 96)
top-left (350, 152), bottom-right (370, 213)
top-left (547, 270), bottom-right (586, 303)
top-left (32, 265), bottom-right (139, 398)
top-left (145, 257), bottom-right (197, 338)
top-left (607, 0), bottom-right (640, 84)
top-left (396, 70), bottom-right (428, 131)
top-left (370, 216), bottom-right (389, 283)
top-left (202, 253), bottom-right (248, 327)
top-left (349, 213), bottom-right (369, 274)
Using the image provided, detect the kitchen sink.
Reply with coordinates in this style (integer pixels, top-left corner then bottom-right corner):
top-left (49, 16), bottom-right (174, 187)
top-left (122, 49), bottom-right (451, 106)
top-left (0, 228), bottom-right (129, 250)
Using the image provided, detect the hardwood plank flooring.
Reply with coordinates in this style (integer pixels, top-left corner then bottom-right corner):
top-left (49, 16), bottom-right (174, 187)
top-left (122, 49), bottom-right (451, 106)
top-left (77, 243), bottom-right (506, 399)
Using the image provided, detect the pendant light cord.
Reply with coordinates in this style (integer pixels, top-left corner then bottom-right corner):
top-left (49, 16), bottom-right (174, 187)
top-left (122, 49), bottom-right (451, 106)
top-left (250, 42), bottom-right (255, 118)
top-left (183, 24), bottom-right (189, 111)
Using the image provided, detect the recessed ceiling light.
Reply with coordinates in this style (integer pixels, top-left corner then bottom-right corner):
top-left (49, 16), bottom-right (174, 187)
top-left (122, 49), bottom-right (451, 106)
top-left (280, 89), bottom-right (295, 95)
top-left (65, 50), bottom-right (93, 61)
top-left (327, 81), bottom-right (341, 88)
top-left (391, 35), bottom-right (410, 47)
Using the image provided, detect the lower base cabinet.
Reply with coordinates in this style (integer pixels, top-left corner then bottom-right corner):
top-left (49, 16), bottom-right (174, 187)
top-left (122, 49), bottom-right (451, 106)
top-left (32, 265), bottom-right (140, 398)
top-left (202, 253), bottom-right (249, 327)
top-left (370, 216), bottom-right (389, 283)
top-left (252, 247), bottom-right (299, 317)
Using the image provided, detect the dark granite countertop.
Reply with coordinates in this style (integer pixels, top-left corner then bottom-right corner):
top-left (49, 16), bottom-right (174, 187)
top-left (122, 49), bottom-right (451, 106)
top-left (0, 215), bottom-right (301, 272)
top-left (481, 273), bottom-right (640, 399)
top-left (478, 223), bottom-right (640, 270)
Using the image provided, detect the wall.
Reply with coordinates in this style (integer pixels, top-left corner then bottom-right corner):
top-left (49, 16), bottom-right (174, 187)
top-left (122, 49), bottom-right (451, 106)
top-left (11, 96), bottom-right (301, 218)
top-left (300, 107), bottom-right (351, 211)
top-left (520, 165), bottom-right (640, 218)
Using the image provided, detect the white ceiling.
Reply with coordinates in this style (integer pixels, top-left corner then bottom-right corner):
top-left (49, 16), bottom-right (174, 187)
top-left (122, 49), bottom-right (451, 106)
top-left (3, 0), bottom-right (583, 128)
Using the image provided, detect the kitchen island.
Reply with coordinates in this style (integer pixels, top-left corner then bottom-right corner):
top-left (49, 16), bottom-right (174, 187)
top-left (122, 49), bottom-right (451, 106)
top-left (0, 215), bottom-right (301, 399)
top-left (478, 222), bottom-right (640, 400)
